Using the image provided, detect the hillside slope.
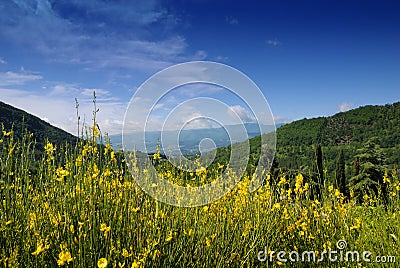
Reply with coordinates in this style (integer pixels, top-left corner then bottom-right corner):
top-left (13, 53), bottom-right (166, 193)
top-left (276, 102), bottom-right (400, 172)
top-left (0, 101), bottom-right (77, 148)
top-left (278, 102), bottom-right (400, 148)
top-left (215, 102), bottom-right (400, 181)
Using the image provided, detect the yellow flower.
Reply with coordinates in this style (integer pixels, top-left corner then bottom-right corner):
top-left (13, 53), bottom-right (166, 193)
top-left (132, 207), bottom-right (140, 213)
top-left (277, 177), bottom-right (287, 187)
top-left (2, 130), bottom-right (12, 137)
top-left (44, 142), bottom-right (54, 154)
top-left (383, 172), bottom-right (390, 184)
top-left (205, 237), bottom-right (211, 247)
top-left (153, 152), bottom-right (161, 160)
top-left (165, 231), bottom-right (173, 242)
top-left (122, 248), bottom-right (130, 258)
top-left (295, 173), bottom-right (303, 193)
top-left (328, 185), bottom-right (334, 192)
top-left (203, 206), bottom-right (209, 212)
top-left (31, 241), bottom-right (50, 256)
top-left (98, 258), bottom-right (108, 268)
top-left (151, 249), bottom-right (161, 260)
top-left (92, 163), bottom-right (100, 179)
top-left (91, 124), bottom-right (100, 138)
top-left (131, 260), bottom-right (142, 268)
top-left (286, 189), bottom-right (292, 200)
top-left (350, 218), bottom-right (361, 230)
top-left (110, 151), bottom-right (116, 162)
top-left (57, 246), bottom-right (74, 266)
top-left (100, 223), bottom-right (111, 237)
top-left (184, 228), bottom-right (194, 236)
top-left (272, 203), bottom-right (281, 211)
top-left (303, 183), bottom-right (309, 191)
top-left (334, 189), bottom-right (341, 198)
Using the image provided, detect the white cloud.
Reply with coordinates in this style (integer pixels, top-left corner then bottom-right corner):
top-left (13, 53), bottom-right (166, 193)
top-left (273, 115), bottom-right (291, 124)
top-left (0, 86), bottom-right (126, 135)
top-left (0, 71), bottom-right (42, 86)
top-left (0, 1), bottom-right (198, 72)
top-left (49, 83), bottom-right (80, 96)
top-left (227, 105), bottom-right (256, 122)
top-left (0, 58), bottom-right (6, 64)
top-left (266, 38), bottom-right (281, 46)
top-left (338, 102), bottom-right (355, 112)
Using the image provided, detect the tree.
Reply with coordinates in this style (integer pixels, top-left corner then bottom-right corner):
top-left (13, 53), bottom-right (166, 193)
top-left (335, 149), bottom-right (347, 196)
top-left (310, 144), bottom-right (324, 201)
top-left (349, 138), bottom-right (387, 202)
top-left (353, 157), bottom-right (360, 176)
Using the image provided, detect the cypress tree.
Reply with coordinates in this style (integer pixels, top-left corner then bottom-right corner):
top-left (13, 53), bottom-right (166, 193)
top-left (311, 144), bottom-right (324, 201)
top-left (353, 157), bottom-right (360, 176)
top-left (335, 149), bottom-right (347, 196)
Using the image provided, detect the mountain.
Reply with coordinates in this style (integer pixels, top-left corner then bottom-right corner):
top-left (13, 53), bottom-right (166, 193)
top-left (215, 102), bottom-right (400, 180)
top-left (110, 123), bottom-right (282, 155)
top-left (0, 101), bottom-right (77, 148)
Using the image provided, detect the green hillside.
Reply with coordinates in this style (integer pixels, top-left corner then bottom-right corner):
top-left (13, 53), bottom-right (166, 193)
top-left (0, 101), bottom-right (77, 149)
top-left (215, 102), bottom-right (400, 184)
top-left (276, 102), bottom-right (400, 175)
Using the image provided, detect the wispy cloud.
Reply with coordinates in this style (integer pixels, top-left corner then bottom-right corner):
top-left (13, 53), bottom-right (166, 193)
top-left (0, 0), bottom-right (199, 72)
top-left (0, 71), bottom-right (42, 86)
top-left (338, 102), bottom-right (355, 112)
top-left (273, 115), bottom-right (291, 124)
top-left (1, 83), bottom-right (126, 135)
top-left (225, 16), bottom-right (239, 25)
top-left (266, 38), bottom-right (281, 46)
top-left (227, 105), bottom-right (256, 122)
top-left (0, 58), bottom-right (6, 64)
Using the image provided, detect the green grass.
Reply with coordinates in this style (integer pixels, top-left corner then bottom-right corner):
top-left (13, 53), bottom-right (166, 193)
top-left (1, 126), bottom-right (399, 267)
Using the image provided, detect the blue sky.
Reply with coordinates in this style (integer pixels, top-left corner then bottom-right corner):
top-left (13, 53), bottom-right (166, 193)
top-left (0, 0), bottom-right (399, 135)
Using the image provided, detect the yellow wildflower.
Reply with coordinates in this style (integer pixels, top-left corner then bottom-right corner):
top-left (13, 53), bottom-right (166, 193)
top-left (91, 124), bottom-right (100, 138)
top-left (131, 260), bottom-right (141, 268)
top-left (184, 228), bottom-right (194, 236)
top-left (277, 177), bottom-right (287, 187)
top-left (31, 241), bottom-right (50, 256)
top-left (151, 249), bottom-right (161, 260)
top-left (272, 203), bottom-right (281, 211)
top-left (44, 142), bottom-right (54, 154)
top-left (334, 189), bottom-right (341, 198)
top-left (122, 248), bottom-right (130, 258)
top-left (350, 218), bottom-right (361, 231)
top-left (165, 231), bottom-right (173, 242)
top-left (2, 130), bottom-right (12, 136)
top-left (97, 258), bottom-right (108, 268)
top-left (57, 245), bottom-right (74, 266)
top-left (100, 223), bottom-right (111, 237)
top-left (205, 237), bottom-right (211, 247)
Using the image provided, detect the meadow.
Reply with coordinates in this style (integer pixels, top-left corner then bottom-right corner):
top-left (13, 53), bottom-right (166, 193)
top-left (1, 122), bottom-right (399, 267)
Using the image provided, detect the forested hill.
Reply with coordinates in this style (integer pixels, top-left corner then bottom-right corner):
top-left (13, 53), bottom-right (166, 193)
top-left (273, 102), bottom-right (400, 177)
top-left (214, 102), bottom-right (400, 182)
top-left (0, 101), bottom-right (77, 148)
top-left (278, 102), bottom-right (400, 148)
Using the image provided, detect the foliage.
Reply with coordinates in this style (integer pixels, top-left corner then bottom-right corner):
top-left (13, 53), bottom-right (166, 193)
top-left (335, 149), bottom-right (347, 197)
top-left (1, 122), bottom-right (400, 267)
